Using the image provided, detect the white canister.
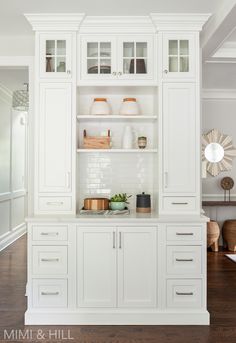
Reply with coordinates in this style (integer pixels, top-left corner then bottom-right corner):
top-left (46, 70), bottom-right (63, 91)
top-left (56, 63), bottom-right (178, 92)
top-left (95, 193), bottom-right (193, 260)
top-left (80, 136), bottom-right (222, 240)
top-left (119, 98), bottom-right (140, 116)
top-left (90, 98), bottom-right (111, 115)
top-left (122, 125), bottom-right (134, 149)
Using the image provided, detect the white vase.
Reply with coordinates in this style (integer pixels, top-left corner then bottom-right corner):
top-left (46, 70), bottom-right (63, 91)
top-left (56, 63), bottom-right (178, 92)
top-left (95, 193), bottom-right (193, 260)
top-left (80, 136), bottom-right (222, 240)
top-left (119, 98), bottom-right (140, 116)
top-left (90, 98), bottom-right (111, 115)
top-left (122, 125), bottom-right (134, 149)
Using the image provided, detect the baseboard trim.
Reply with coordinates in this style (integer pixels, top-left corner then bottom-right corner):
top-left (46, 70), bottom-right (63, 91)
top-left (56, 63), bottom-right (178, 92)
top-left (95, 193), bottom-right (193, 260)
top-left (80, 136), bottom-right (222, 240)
top-left (0, 224), bottom-right (26, 252)
top-left (25, 310), bottom-right (210, 325)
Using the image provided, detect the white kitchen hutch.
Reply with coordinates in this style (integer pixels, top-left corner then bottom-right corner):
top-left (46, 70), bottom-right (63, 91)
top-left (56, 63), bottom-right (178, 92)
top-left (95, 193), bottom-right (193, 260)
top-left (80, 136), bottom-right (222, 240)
top-left (25, 13), bottom-right (210, 325)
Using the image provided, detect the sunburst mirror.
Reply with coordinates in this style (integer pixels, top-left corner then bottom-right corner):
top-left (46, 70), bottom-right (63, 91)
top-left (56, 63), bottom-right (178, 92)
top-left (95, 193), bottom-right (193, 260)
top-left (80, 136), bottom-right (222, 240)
top-left (202, 129), bottom-right (236, 177)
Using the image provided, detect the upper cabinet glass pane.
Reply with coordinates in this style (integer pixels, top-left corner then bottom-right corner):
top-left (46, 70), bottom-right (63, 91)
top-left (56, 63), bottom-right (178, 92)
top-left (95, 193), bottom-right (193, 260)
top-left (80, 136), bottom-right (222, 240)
top-left (123, 42), bottom-right (134, 57)
top-left (100, 42), bottom-right (111, 57)
top-left (169, 40), bottom-right (178, 55)
top-left (57, 40), bottom-right (66, 55)
top-left (87, 43), bottom-right (98, 58)
top-left (46, 40), bottom-right (55, 55)
top-left (180, 40), bottom-right (189, 55)
top-left (136, 42), bottom-right (147, 57)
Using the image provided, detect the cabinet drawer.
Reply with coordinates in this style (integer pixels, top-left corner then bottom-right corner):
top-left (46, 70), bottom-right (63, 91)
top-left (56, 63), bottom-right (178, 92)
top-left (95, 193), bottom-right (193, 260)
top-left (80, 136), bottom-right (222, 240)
top-left (32, 246), bottom-right (68, 275)
top-left (166, 226), bottom-right (202, 241)
top-left (167, 246), bottom-right (202, 275)
top-left (32, 279), bottom-right (67, 308)
top-left (163, 197), bottom-right (196, 212)
top-left (167, 279), bottom-right (202, 309)
top-left (32, 225), bottom-right (68, 241)
top-left (38, 196), bottom-right (72, 212)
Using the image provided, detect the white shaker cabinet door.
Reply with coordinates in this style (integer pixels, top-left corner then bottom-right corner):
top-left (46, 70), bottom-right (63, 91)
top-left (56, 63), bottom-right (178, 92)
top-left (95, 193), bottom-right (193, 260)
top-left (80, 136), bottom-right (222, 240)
top-left (38, 83), bottom-right (72, 193)
top-left (77, 228), bottom-right (117, 308)
top-left (117, 227), bottom-right (157, 308)
top-left (162, 83), bottom-right (196, 194)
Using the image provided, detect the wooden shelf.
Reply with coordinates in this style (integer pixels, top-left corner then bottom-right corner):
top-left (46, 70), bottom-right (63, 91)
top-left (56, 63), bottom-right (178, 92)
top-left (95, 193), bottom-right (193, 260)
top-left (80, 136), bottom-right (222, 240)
top-left (202, 201), bottom-right (236, 207)
top-left (77, 115), bottom-right (157, 120)
top-left (77, 148), bottom-right (158, 153)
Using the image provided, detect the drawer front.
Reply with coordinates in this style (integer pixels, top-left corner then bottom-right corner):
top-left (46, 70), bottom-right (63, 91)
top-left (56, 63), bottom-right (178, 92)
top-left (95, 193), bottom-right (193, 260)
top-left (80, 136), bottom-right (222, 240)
top-left (38, 196), bottom-right (72, 212)
top-left (167, 246), bottom-right (202, 275)
top-left (32, 225), bottom-right (68, 241)
top-left (32, 279), bottom-right (67, 308)
top-left (163, 197), bottom-right (196, 212)
top-left (166, 226), bottom-right (202, 241)
top-left (167, 279), bottom-right (202, 308)
top-left (32, 246), bottom-right (68, 275)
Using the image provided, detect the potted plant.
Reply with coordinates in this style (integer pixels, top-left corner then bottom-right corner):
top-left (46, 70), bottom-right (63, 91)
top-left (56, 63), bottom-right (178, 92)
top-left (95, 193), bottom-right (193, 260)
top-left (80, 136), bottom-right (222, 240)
top-left (110, 193), bottom-right (132, 211)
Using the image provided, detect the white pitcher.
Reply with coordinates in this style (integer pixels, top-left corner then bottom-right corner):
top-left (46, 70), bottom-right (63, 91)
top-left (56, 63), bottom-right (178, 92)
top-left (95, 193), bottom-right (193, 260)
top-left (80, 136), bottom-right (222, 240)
top-left (122, 125), bottom-right (134, 149)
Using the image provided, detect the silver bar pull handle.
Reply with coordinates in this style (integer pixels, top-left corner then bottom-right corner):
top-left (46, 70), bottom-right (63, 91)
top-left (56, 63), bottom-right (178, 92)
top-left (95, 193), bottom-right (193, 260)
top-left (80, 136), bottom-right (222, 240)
top-left (41, 291), bottom-right (59, 296)
top-left (113, 232), bottom-right (116, 249)
top-left (41, 258), bottom-right (59, 262)
top-left (176, 232), bottom-right (194, 236)
top-left (46, 201), bottom-right (64, 206)
top-left (41, 232), bottom-right (59, 236)
top-left (176, 258), bottom-right (193, 262)
top-left (172, 202), bottom-right (188, 205)
top-left (119, 232), bottom-right (122, 249)
top-left (176, 291), bottom-right (193, 296)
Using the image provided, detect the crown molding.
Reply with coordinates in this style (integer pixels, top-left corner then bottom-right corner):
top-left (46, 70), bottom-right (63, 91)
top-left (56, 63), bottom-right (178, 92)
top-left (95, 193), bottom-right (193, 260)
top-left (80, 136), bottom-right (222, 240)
top-left (213, 41), bottom-right (236, 58)
top-left (79, 16), bottom-right (155, 34)
top-left (202, 88), bottom-right (236, 100)
top-left (24, 13), bottom-right (85, 31)
top-left (150, 13), bottom-right (211, 31)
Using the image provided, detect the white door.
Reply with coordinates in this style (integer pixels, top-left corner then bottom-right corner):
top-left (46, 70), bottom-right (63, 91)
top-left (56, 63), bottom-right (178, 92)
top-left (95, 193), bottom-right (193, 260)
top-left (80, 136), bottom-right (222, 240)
top-left (80, 36), bottom-right (116, 80)
top-left (39, 33), bottom-right (72, 79)
top-left (162, 33), bottom-right (196, 79)
top-left (162, 83), bottom-right (196, 194)
top-left (38, 83), bottom-right (72, 193)
top-left (117, 227), bottom-right (157, 307)
top-left (117, 36), bottom-right (154, 80)
top-left (77, 228), bottom-right (117, 307)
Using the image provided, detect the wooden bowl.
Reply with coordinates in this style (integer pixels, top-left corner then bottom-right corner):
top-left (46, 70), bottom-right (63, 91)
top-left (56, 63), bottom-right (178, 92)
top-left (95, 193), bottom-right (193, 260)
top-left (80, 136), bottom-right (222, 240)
top-left (222, 220), bottom-right (236, 252)
top-left (207, 220), bottom-right (220, 252)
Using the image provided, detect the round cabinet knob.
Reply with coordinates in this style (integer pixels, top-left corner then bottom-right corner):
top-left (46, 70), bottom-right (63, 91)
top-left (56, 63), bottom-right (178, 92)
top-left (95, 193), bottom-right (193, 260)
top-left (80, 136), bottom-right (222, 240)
top-left (118, 71), bottom-right (123, 76)
top-left (112, 71), bottom-right (117, 76)
top-left (67, 70), bottom-right (71, 75)
top-left (164, 69), bottom-right (168, 74)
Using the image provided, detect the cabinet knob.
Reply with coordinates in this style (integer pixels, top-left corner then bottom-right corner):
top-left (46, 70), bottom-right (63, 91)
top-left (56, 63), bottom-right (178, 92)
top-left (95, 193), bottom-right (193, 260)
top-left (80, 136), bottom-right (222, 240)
top-left (164, 69), bottom-right (168, 74)
top-left (67, 70), bottom-right (71, 75)
top-left (118, 71), bottom-right (123, 76)
top-left (112, 71), bottom-right (117, 76)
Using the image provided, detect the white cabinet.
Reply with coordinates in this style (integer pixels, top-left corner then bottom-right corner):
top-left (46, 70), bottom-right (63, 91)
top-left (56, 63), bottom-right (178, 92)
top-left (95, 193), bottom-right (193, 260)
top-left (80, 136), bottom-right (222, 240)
top-left (77, 226), bottom-right (157, 308)
top-left (117, 227), bottom-right (156, 307)
top-left (80, 35), bottom-right (154, 82)
top-left (162, 33), bottom-right (196, 79)
top-left (39, 33), bottom-right (73, 79)
top-left (38, 83), bottom-right (72, 195)
top-left (77, 228), bottom-right (117, 307)
top-left (162, 83), bottom-right (196, 196)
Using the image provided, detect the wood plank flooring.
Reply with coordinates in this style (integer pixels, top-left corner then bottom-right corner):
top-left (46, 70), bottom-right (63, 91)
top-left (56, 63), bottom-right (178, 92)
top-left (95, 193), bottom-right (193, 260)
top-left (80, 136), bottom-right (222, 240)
top-left (0, 235), bottom-right (235, 342)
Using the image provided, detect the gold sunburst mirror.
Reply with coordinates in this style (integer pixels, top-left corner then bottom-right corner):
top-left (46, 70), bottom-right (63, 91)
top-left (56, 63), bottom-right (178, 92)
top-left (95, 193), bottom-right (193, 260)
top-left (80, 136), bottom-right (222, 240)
top-left (202, 129), bottom-right (236, 177)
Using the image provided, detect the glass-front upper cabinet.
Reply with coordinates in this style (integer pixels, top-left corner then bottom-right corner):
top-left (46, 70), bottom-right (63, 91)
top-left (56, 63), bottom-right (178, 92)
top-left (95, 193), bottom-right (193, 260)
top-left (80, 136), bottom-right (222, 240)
top-left (39, 33), bottom-right (72, 78)
top-left (81, 36), bottom-right (116, 80)
top-left (162, 33), bottom-right (195, 78)
top-left (117, 36), bottom-right (154, 80)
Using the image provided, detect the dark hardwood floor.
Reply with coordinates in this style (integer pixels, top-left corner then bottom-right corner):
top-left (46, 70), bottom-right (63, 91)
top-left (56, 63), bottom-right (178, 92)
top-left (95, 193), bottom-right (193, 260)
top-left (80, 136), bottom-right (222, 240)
top-left (0, 235), bottom-right (235, 342)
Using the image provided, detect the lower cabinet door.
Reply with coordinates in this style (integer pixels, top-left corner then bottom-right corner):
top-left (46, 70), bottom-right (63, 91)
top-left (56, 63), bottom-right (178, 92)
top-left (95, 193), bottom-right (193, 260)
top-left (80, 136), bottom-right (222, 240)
top-left (117, 227), bottom-right (157, 307)
top-left (77, 227), bottom-right (117, 307)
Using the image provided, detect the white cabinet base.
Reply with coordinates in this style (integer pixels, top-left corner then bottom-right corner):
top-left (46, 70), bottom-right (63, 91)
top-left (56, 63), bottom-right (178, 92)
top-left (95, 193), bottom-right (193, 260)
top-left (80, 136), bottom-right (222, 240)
top-left (25, 309), bottom-right (210, 325)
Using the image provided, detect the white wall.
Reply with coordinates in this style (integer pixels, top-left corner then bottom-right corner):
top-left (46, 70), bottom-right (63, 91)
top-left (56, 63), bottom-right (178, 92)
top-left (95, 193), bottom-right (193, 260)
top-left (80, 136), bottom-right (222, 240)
top-left (0, 69), bottom-right (28, 250)
top-left (0, 36), bottom-right (34, 56)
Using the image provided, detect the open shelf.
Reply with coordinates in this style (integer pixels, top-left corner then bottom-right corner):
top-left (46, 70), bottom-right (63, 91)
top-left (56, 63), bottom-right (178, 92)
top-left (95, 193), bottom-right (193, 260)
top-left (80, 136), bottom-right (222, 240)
top-left (77, 115), bottom-right (157, 120)
top-left (77, 148), bottom-right (158, 153)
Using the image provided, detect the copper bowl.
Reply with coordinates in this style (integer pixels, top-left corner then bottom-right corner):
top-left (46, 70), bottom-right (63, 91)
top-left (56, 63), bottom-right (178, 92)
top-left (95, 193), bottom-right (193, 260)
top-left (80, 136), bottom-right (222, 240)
top-left (84, 198), bottom-right (109, 211)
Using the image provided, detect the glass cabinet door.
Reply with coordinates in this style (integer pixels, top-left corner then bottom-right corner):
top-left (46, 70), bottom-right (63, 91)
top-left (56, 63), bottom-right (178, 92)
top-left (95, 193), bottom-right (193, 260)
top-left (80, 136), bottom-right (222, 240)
top-left (40, 34), bottom-right (72, 78)
top-left (118, 37), bottom-right (153, 79)
top-left (163, 34), bottom-right (195, 78)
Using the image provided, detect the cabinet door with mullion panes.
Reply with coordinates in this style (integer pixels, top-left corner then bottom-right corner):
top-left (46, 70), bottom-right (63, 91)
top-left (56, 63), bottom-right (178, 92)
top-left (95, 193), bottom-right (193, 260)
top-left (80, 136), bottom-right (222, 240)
top-left (81, 37), bottom-right (116, 80)
top-left (118, 36), bottom-right (154, 80)
top-left (40, 34), bottom-right (72, 78)
top-left (163, 33), bottom-right (195, 78)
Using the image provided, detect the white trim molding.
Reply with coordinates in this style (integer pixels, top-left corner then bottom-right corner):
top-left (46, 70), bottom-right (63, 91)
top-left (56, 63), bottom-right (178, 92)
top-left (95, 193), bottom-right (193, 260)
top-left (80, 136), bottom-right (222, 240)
top-left (202, 89), bottom-right (236, 100)
top-left (212, 41), bottom-right (236, 58)
top-left (24, 13), bottom-right (85, 31)
top-left (0, 223), bottom-right (26, 252)
top-left (150, 13), bottom-right (211, 31)
top-left (80, 16), bottom-right (155, 34)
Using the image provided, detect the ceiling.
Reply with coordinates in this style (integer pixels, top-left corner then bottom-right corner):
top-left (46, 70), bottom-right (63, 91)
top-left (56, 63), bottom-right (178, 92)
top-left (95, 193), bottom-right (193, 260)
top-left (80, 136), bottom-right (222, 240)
top-left (0, 0), bottom-right (221, 36)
